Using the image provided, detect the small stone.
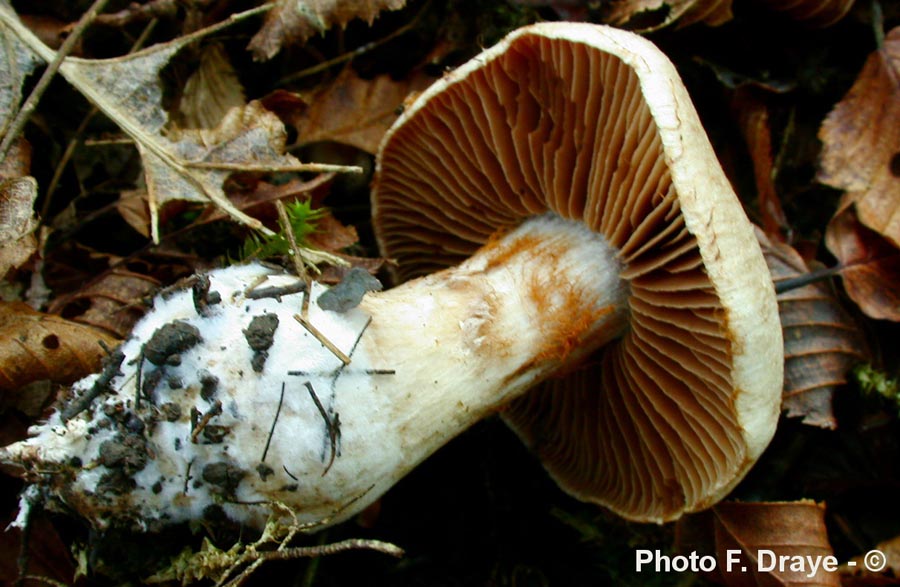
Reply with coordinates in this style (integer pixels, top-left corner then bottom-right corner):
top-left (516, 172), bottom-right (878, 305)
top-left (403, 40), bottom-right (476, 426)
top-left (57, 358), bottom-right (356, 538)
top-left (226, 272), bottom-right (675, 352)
top-left (317, 267), bottom-right (383, 313)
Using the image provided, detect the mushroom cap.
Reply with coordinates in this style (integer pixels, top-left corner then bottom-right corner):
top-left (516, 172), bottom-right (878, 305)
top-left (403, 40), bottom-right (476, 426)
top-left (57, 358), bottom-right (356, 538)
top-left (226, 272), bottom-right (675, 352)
top-left (371, 23), bottom-right (783, 522)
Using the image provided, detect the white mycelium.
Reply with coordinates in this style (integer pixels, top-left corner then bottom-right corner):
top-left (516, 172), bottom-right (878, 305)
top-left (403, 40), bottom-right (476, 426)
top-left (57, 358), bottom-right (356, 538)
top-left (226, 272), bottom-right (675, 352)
top-left (4, 215), bottom-right (627, 531)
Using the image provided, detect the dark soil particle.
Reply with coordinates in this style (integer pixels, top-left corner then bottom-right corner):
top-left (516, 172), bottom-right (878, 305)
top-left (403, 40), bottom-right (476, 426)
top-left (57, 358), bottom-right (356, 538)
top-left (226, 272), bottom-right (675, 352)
top-left (125, 414), bottom-right (145, 434)
top-left (243, 313), bottom-right (280, 351)
top-left (200, 372), bottom-right (219, 401)
top-left (143, 321), bottom-right (202, 366)
top-left (159, 402), bottom-right (182, 422)
top-left (201, 425), bottom-right (230, 444)
top-left (98, 434), bottom-right (148, 474)
top-left (141, 368), bottom-right (163, 398)
top-left (192, 274), bottom-right (222, 316)
top-left (244, 313), bottom-right (279, 372)
top-left (250, 351), bottom-right (269, 373)
top-left (97, 469), bottom-right (137, 496)
top-left (256, 463), bottom-right (274, 480)
top-left (202, 462), bottom-right (247, 498)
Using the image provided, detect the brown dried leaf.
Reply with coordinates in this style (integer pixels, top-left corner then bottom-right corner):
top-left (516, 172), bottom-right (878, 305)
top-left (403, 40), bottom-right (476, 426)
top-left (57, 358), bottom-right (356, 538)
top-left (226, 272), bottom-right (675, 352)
top-left (116, 188), bottom-right (151, 238)
top-left (194, 174), bottom-right (334, 226)
top-left (0, 5), bottom-right (284, 243)
top-left (758, 229), bottom-right (867, 428)
top-left (147, 99), bottom-right (302, 240)
top-left (248, 0), bottom-right (409, 61)
top-left (818, 27), bottom-right (900, 249)
top-left (307, 211), bottom-right (360, 252)
top-left (0, 9), bottom-right (40, 138)
top-left (0, 512), bottom-right (76, 587)
top-left (734, 89), bottom-right (789, 240)
top-left (0, 301), bottom-right (117, 393)
top-left (677, 501), bottom-right (840, 587)
top-left (265, 68), bottom-right (435, 154)
top-left (47, 267), bottom-right (161, 339)
top-left (757, 0), bottom-right (855, 27)
top-left (826, 198), bottom-right (900, 322)
top-left (176, 43), bottom-right (245, 130)
top-left (0, 176), bottom-right (37, 279)
top-left (603, 0), bottom-right (732, 31)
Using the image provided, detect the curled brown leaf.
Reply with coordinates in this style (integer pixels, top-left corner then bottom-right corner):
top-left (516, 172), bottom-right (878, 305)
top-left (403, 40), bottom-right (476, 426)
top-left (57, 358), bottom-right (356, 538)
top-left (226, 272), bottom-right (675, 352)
top-left (676, 501), bottom-right (840, 587)
top-left (818, 26), bottom-right (900, 249)
top-left (0, 301), bottom-right (117, 393)
top-left (248, 0), bottom-right (409, 61)
top-left (0, 176), bottom-right (37, 279)
top-left (758, 229), bottom-right (868, 428)
top-left (826, 198), bottom-right (900, 322)
top-left (264, 68), bottom-right (435, 155)
top-left (602, 0), bottom-right (732, 31)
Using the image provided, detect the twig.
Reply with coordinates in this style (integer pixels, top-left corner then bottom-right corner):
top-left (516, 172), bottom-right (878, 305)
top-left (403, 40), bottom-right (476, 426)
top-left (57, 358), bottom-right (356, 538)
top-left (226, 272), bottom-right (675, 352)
top-left (260, 539), bottom-right (405, 560)
top-left (303, 381), bottom-right (339, 476)
top-left (0, 0), bottom-right (113, 163)
top-left (774, 265), bottom-right (844, 294)
top-left (276, 200), bottom-right (308, 282)
top-left (261, 383), bottom-right (286, 462)
top-left (185, 161), bottom-right (364, 174)
top-left (246, 281), bottom-right (307, 300)
top-left (191, 400), bottom-right (223, 443)
top-left (293, 314), bottom-right (351, 365)
top-left (60, 349), bottom-right (124, 422)
top-left (93, 0), bottom-right (177, 27)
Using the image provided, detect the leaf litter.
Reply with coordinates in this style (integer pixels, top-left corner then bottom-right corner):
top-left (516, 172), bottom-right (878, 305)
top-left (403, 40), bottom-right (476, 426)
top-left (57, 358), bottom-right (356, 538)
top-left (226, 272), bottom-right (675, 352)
top-left (0, 1), bottom-right (898, 586)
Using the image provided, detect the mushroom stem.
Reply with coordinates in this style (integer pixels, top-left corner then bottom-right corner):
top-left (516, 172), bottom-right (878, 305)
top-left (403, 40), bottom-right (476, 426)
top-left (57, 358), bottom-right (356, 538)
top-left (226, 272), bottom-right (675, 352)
top-left (340, 213), bottom-right (629, 512)
top-left (1, 214), bottom-right (629, 532)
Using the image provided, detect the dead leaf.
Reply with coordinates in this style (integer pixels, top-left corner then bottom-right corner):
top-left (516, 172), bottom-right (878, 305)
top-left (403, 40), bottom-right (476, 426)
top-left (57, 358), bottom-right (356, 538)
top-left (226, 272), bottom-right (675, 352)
top-left (826, 197), bottom-right (900, 322)
top-left (19, 13), bottom-right (79, 51)
top-left (818, 26), bottom-right (900, 249)
top-left (47, 266), bottom-right (161, 339)
top-left (264, 68), bottom-right (435, 154)
top-left (842, 535), bottom-right (900, 586)
top-left (176, 43), bottom-right (245, 130)
top-left (603, 0), bottom-right (732, 31)
top-left (307, 211), bottom-right (360, 252)
top-left (507, 0), bottom-right (593, 20)
top-left (146, 99), bottom-right (305, 239)
top-left (0, 6), bottom-right (39, 138)
top-left (193, 174), bottom-right (334, 226)
top-left (0, 5), bottom-right (325, 243)
top-left (758, 229), bottom-right (868, 429)
top-left (0, 176), bottom-right (38, 280)
top-left (676, 501), bottom-right (840, 587)
top-left (734, 89), bottom-right (789, 240)
top-left (248, 0), bottom-right (409, 61)
top-left (0, 511), bottom-right (76, 587)
top-left (115, 188), bottom-right (151, 238)
top-left (0, 301), bottom-right (117, 393)
top-left (756, 0), bottom-right (855, 27)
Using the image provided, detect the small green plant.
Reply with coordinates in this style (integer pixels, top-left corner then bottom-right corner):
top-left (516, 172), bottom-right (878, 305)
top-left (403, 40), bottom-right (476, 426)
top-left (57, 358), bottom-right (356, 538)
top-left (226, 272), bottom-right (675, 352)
top-left (238, 199), bottom-right (326, 261)
top-left (854, 364), bottom-right (900, 413)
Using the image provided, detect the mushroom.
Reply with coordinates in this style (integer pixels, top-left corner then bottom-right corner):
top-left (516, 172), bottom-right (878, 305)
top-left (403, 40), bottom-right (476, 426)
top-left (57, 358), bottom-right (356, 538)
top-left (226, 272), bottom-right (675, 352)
top-left (2, 23), bottom-right (782, 534)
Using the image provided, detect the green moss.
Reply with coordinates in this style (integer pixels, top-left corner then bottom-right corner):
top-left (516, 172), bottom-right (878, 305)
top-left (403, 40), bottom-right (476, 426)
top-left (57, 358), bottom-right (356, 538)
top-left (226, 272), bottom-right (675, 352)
top-left (854, 364), bottom-right (900, 410)
top-left (238, 199), bottom-right (326, 261)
